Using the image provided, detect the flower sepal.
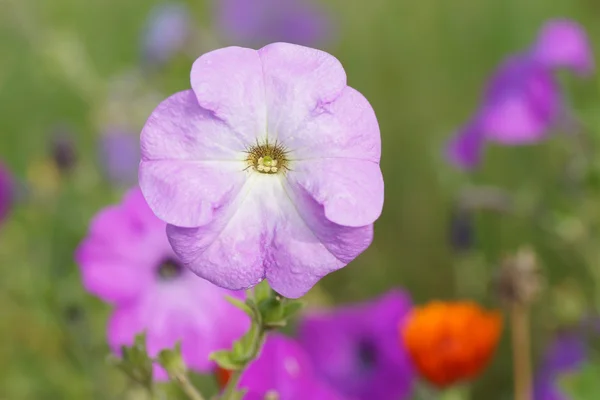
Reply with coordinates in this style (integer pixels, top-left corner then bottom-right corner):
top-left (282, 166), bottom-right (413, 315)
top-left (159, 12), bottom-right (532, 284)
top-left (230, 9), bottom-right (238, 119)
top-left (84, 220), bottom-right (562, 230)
top-left (108, 332), bottom-right (154, 389)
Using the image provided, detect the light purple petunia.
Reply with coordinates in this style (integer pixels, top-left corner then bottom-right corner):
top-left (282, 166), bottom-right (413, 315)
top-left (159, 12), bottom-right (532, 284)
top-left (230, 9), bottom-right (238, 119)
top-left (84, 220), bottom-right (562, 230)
top-left (98, 128), bottom-right (140, 186)
top-left (297, 290), bottom-right (415, 400)
top-left (141, 3), bottom-right (191, 67)
top-left (139, 43), bottom-right (384, 298)
top-left (75, 187), bottom-right (249, 379)
top-left (534, 332), bottom-right (587, 400)
top-left (216, 0), bottom-right (330, 48)
top-left (447, 19), bottom-right (593, 169)
top-left (0, 161), bottom-right (13, 225)
top-left (238, 334), bottom-right (348, 400)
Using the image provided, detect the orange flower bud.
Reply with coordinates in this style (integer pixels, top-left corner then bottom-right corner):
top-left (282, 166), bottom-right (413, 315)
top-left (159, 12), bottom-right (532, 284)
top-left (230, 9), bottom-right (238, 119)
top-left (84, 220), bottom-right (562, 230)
top-left (215, 367), bottom-right (233, 389)
top-left (401, 301), bottom-right (502, 388)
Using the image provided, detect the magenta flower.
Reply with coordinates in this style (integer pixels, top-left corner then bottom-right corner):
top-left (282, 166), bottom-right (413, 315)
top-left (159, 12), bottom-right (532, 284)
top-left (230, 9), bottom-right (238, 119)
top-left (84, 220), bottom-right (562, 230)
top-left (447, 19), bottom-right (593, 169)
top-left (98, 128), bottom-right (140, 186)
top-left (238, 334), bottom-right (347, 400)
top-left (75, 188), bottom-right (249, 379)
top-left (139, 43), bottom-right (383, 298)
top-left (0, 162), bottom-right (13, 225)
top-left (532, 19), bottom-right (594, 76)
top-left (141, 3), bottom-right (191, 67)
top-left (216, 0), bottom-right (330, 48)
top-left (298, 290), bottom-right (415, 400)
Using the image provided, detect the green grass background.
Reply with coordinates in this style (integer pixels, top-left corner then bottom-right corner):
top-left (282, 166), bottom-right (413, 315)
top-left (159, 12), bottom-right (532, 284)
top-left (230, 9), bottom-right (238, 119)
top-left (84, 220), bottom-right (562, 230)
top-left (1, 0), bottom-right (600, 399)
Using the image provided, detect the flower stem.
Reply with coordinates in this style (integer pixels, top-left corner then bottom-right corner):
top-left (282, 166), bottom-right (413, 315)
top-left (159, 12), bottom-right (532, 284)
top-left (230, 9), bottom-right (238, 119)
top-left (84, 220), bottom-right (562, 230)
top-left (511, 302), bottom-right (532, 400)
top-left (220, 320), bottom-right (267, 400)
top-left (172, 371), bottom-right (206, 400)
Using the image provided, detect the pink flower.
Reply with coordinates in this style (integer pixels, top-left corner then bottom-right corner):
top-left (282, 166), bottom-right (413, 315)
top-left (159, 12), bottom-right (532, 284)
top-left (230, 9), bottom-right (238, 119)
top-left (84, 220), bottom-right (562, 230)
top-left (75, 188), bottom-right (249, 379)
top-left (139, 43), bottom-right (384, 298)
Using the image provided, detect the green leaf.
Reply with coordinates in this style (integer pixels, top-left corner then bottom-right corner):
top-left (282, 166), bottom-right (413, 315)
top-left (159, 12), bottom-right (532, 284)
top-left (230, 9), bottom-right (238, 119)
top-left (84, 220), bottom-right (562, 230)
top-left (253, 280), bottom-right (273, 304)
top-left (282, 300), bottom-right (305, 320)
top-left (209, 350), bottom-right (245, 371)
top-left (110, 332), bottom-right (154, 388)
top-left (226, 295), bottom-right (255, 317)
top-left (157, 342), bottom-right (186, 376)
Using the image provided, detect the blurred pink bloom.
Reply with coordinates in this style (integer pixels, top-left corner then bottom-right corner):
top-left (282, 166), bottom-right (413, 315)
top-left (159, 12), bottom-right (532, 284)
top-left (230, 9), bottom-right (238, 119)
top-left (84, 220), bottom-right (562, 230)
top-left (0, 162), bottom-right (13, 225)
top-left (447, 19), bottom-right (593, 170)
top-left (139, 43), bottom-right (383, 298)
top-left (141, 3), bottom-right (191, 67)
top-left (75, 188), bottom-right (249, 379)
top-left (216, 0), bottom-right (331, 48)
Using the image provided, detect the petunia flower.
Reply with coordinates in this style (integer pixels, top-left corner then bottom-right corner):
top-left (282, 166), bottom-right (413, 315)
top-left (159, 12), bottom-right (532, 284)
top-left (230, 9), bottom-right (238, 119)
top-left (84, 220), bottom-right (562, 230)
top-left (217, 334), bottom-right (348, 400)
top-left (139, 43), bottom-right (384, 298)
top-left (98, 128), bottom-right (140, 186)
top-left (298, 290), bottom-right (415, 400)
top-left (0, 161), bottom-right (13, 225)
top-left (141, 3), bottom-right (192, 68)
top-left (216, 0), bottom-right (330, 48)
top-left (75, 187), bottom-right (249, 379)
top-left (531, 19), bottom-right (594, 76)
top-left (534, 332), bottom-right (587, 400)
top-left (401, 301), bottom-right (502, 388)
top-left (446, 19), bottom-right (593, 169)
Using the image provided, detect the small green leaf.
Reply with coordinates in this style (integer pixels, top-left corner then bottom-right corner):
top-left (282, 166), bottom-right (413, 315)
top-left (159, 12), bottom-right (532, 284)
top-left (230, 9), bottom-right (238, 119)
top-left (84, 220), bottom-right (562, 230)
top-left (157, 342), bottom-right (186, 376)
top-left (253, 280), bottom-right (273, 304)
top-left (282, 300), bottom-right (304, 319)
top-left (209, 350), bottom-right (245, 371)
top-left (226, 295), bottom-right (255, 317)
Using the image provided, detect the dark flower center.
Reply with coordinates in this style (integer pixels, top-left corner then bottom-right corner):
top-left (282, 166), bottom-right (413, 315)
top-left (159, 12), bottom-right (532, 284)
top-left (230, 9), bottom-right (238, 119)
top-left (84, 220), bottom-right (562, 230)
top-left (156, 257), bottom-right (184, 281)
top-left (357, 338), bottom-right (378, 370)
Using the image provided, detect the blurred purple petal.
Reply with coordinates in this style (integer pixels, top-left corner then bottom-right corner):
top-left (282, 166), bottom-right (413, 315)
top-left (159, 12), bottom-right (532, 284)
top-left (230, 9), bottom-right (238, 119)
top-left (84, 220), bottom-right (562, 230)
top-left (98, 129), bottom-right (140, 186)
top-left (216, 0), bottom-right (330, 48)
top-left (479, 54), bottom-right (562, 144)
top-left (142, 3), bottom-right (192, 67)
top-left (0, 162), bottom-right (13, 225)
top-left (532, 19), bottom-right (594, 76)
top-left (298, 290), bottom-right (415, 400)
top-left (445, 121), bottom-right (485, 170)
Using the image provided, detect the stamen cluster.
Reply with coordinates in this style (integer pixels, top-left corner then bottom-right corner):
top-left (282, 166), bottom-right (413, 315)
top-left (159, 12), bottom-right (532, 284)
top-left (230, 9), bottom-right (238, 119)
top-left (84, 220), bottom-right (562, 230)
top-left (245, 139), bottom-right (289, 175)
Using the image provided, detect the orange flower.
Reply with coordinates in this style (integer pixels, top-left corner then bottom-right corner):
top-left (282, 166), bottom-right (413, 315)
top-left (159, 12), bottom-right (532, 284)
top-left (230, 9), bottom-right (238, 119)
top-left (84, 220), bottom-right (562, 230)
top-left (401, 301), bottom-right (502, 387)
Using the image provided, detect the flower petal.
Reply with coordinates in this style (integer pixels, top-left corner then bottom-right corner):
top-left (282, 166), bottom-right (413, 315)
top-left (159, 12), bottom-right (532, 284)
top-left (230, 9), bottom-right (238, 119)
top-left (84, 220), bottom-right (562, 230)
top-left (190, 47), bottom-right (266, 141)
top-left (532, 19), bottom-right (594, 76)
top-left (285, 86), bottom-right (381, 162)
top-left (287, 158), bottom-right (383, 227)
top-left (139, 159), bottom-right (246, 228)
top-left (445, 122), bottom-right (485, 170)
top-left (266, 178), bottom-right (374, 298)
top-left (258, 42), bottom-right (347, 142)
top-left (141, 90), bottom-right (248, 161)
top-left (166, 174), bottom-right (271, 290)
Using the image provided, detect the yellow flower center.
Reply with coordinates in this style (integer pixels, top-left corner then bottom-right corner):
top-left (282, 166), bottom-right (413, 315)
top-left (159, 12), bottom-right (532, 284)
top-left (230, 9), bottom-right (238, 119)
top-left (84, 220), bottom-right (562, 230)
top-left (245, 140), bottom-right (289, 175)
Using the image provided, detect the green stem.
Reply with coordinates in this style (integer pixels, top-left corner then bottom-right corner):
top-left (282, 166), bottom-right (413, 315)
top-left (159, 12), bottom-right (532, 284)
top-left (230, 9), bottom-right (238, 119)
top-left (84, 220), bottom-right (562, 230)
top-left (511, 302), bottom-right (532, 400)
top-left (172, 372), bottom-right (206, 400)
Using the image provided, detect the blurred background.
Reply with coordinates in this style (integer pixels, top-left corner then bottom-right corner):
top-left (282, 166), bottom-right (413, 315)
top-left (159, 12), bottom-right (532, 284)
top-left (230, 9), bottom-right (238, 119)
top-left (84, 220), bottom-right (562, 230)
top-left (2, 0), bottom-right (600, 399)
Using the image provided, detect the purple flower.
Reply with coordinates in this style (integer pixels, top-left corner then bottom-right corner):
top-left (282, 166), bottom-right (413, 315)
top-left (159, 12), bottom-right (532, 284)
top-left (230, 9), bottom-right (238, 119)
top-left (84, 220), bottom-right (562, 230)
top-left (139, 43), bottom-right (384, 298)
top-left (534, 333), bottom-right (587, 400)
top-left (532, 19), bottom-right (594, 76)
top-left (98, 129), bottom-right (140, 186)
top-left (297, 290), bottom-right (415, 400)
top-left (447, 19), bottom-right (592, 169)
top-left (141, 3), bottom-right (191, 67)
top-left (0, 162), bottom-right (13, 225)
top-left (238, 334), bottom-right (347, 400)
top-left (216, 0), bottom-right (330, 48)
top-left (75, 188), bottom-right (249, 379)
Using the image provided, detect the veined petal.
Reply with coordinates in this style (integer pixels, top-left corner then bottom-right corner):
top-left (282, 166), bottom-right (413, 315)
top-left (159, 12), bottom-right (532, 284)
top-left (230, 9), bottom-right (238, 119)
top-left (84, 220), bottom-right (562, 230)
top-left (258, 43), bottom-right (347, 142)
top-left (286, 86), bottom-right (381, 162)
top-left (166, 174), bottom-right (271, 290)
top-left (139, 159), bottom-right (246, 228)
top-left (267, 178), bottom-right (374, 298)
top-left (190, 47), bottom-right (267, 141)
top-left (287, 158), bottom-right (384, 227)
top-left (141, 90), bottom-right (250, 161)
